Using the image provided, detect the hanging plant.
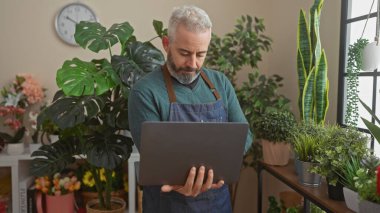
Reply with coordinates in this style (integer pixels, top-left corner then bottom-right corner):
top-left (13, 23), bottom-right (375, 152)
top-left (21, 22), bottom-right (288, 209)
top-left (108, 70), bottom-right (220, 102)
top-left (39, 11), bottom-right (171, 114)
top-left (345, 38), bottom-right (369, 127)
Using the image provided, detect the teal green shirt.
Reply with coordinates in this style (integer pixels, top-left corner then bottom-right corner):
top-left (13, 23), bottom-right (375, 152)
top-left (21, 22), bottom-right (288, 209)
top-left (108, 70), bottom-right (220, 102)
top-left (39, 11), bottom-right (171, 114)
top-left (128, 66), bottom-right (253, 152)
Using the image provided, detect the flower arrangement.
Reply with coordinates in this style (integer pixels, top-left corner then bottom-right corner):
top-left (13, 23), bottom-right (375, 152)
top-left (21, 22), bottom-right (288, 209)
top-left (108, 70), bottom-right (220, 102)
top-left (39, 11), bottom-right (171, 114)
top-left (0, 74), bottom-right (46, 145)
top-left (35, 172), bottom-right (81, 196)
top-left (80, 166), bottom-right (128, 193)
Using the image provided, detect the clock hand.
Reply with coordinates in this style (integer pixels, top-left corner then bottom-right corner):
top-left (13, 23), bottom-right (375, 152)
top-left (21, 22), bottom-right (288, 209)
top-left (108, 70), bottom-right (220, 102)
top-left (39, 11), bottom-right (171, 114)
top-left (65, 16), bottom-right (79, 24)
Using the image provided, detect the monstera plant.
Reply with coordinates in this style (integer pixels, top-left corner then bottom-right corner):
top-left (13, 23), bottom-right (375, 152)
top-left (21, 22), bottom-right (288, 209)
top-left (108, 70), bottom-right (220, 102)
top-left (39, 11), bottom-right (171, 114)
top-left (30, 21), bottom-right (165, 210)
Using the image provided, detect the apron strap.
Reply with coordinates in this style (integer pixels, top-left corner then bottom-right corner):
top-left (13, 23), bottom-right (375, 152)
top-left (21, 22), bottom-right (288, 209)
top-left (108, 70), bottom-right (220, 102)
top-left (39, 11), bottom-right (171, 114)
top-left (162, 65), bottom-right (177, 103)
top-left (200, 71), bottom-right (221, 100)
top-left (162, 64), bottom-right (221, 103)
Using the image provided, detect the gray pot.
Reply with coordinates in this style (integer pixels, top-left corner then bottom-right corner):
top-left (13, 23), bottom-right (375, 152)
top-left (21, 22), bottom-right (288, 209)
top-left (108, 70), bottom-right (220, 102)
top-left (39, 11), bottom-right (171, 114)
top-left (295, 159), bottom-right (321, 187)
top-left (359, 199), bottom-right (380, 213)
top-left (343, 187), bottom-right (359, 212)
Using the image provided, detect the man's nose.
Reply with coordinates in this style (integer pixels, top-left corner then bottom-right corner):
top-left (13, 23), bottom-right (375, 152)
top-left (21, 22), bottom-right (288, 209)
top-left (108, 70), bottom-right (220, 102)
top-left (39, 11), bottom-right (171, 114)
top-left (186, 55), bottom-right (197, 68)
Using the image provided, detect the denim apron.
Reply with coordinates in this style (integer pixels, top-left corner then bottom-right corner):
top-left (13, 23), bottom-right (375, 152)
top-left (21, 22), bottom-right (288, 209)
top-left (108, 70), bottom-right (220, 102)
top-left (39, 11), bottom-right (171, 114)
top-left (142, 65), bottom-right (232, 213)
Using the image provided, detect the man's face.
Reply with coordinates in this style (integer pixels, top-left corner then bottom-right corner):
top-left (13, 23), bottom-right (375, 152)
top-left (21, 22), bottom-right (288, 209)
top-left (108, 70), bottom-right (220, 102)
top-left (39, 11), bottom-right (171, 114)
top-left (163, 24), bottom-right (211, 84)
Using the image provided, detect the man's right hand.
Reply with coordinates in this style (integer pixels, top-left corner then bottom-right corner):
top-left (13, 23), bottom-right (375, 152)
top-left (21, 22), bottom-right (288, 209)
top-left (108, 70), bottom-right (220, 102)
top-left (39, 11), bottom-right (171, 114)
top-left (161, 166), bottom-right (224, 197)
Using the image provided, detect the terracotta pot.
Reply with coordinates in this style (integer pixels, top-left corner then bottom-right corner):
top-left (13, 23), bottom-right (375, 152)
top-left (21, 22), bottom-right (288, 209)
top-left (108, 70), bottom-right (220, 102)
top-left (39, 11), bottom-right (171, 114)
top-left (81, 190), bottom-right (126, 207)
top-left (37, 193), bottom-right (75, 213)
top-left (279, 191), bottom-right (303, 212)
top-left (86, 197), bottom-right (126, 213)
top-left (261, 139), bottom-right (290, 166)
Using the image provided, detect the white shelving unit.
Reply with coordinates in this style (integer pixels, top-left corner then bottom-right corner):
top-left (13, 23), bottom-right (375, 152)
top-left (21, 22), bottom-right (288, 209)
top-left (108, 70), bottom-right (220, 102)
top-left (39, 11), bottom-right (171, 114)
top-left (128, 146), bottom-right (140, 213)
top-left (0, 147), bottom-right (36, 213)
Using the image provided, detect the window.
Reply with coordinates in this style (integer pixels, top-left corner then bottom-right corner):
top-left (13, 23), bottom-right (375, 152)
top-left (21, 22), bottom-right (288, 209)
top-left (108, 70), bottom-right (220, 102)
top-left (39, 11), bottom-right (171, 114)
top-left (338, 0), bottom-right (380, 156)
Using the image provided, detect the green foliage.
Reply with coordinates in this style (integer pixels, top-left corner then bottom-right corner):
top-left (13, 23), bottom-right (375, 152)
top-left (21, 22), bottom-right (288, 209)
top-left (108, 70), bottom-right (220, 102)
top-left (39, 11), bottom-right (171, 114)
top-left (237, 72), bottom-right (291, 132)
top-left (205, 15), bottom-right (290, 169)
top-left (31, 20), bottom-right (165, 210)
top-left (205, 15), bottom-right (272, 86)
top-left (360, 99), bottom-right (380, 143)
top-left (311, 125), bottom-right (369, 185)
top-left (252, 110), bottom-right (296, 143)
top-left (267, 196), bottom-right (281, 213)
top-left (345, 39), bottom-right (369, 127)
top-left (336, 156), bottom-right (362, 191)
top-left (354, 167), bottom-right (380, 204)
top-left (293, 134), bottom-right (319, 162)
top-left (297, 0), bottom-right (329, 125)
top-left (291, 122), bottom-right (326, 162)
top-left (0, 126), bottom-right (25, 144)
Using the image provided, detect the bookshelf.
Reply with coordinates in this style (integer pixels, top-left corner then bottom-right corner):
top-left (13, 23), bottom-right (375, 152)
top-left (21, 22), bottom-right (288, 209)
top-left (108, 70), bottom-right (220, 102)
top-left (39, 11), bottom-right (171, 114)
top-left (0, 146), bottom-right (36, 213)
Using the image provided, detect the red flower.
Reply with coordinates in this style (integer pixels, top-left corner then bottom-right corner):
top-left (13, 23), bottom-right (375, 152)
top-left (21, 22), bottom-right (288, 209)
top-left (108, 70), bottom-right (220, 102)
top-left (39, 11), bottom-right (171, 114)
top-left (377, 166), bottom-right (380, 196)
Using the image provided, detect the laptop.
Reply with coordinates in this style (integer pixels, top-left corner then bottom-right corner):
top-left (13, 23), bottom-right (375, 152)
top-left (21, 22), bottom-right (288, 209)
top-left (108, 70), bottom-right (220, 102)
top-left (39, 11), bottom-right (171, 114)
top-left (138, 121), bottom-right (249, 186)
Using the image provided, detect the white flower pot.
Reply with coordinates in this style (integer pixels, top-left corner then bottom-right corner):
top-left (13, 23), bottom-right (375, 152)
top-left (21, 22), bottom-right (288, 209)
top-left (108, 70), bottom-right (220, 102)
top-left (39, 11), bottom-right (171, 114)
top-left (343, 187), bottom-right (359, 212)
top-left (7, 143), bottom-right (25, 155)
top-left (261, 139), bottom-right (290, 166)
top-left (359, 199), bottom-right (380, 213)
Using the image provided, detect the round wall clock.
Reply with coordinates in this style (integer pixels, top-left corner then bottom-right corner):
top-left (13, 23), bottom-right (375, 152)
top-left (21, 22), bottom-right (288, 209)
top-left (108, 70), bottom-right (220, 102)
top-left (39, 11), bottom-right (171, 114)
top-left (55, 3), bottom-right (98, 46)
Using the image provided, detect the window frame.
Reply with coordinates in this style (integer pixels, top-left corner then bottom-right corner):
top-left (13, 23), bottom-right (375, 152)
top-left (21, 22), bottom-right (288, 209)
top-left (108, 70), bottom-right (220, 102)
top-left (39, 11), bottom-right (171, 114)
top-left (337, 0), bottom-right (379, 151)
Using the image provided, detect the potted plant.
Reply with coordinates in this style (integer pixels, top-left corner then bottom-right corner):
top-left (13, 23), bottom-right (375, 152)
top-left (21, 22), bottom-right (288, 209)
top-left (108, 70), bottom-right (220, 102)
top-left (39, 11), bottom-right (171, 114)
top-left (311, 125), bottom-right (368, 200)
top-left (344, 39), bottom-right (369, 127)
top-left (30, 20), bottom-right (165, 212)
top-left (0, 127), bottom-right (26, 155)
top-left (292, 122), bottom-right (325, 187)
top-left (335, 156), bottom-right (362, 212)
top-left (0, 74), bottom-right (46, 154)
top-left (34, 170), bottom-right (81, 213)
top-left (252, 110), bottom-right (296, 166)
top-left (296, 0), bottom-right (329, 125)
top-left (354, 159), bottom-right (380, 212)
top-left (204, 15), bottom-right (291, 170)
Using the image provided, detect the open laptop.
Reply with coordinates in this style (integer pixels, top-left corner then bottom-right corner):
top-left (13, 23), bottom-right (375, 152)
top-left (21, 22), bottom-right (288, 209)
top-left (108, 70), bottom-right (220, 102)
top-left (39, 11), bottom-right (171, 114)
top-left (138, 121), bottom-right (249, 186)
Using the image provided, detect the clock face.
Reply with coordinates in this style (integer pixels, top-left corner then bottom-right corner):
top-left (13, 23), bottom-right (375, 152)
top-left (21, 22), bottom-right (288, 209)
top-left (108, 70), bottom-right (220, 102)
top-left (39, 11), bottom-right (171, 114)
top-left (55, 3), bottom-right (97, 46)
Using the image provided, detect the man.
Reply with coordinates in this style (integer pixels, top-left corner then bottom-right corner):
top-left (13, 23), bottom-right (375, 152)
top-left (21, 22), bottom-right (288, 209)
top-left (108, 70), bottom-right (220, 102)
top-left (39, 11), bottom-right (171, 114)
top-left (128, 5), bottom-right (253, 213)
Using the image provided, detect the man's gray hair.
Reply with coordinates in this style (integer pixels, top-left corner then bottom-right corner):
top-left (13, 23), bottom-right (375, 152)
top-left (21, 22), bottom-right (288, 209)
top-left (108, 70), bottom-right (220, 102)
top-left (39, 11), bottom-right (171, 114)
top-left (168, 5), bottom-right (212, 41)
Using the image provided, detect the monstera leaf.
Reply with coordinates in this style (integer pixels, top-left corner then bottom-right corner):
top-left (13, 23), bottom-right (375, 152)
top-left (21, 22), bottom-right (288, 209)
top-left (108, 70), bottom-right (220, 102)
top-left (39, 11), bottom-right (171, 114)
top-left (30, 138), bottom-right (80, 176)
top-left (85, 131), bottom-right (133, 170)
top-left (75, 21), bottom-right (134, 53)
top-left (42, 95), bottom-right (105, 129)
top-left (112, 41), bottom-right (164, 88)
top-left (57, 58), bottom-right (117, 96)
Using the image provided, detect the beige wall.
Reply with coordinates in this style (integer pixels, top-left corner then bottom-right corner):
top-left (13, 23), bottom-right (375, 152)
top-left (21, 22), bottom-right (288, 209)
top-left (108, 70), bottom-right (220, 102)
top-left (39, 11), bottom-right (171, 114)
top-left (0, 0), bottom-right (341, 212)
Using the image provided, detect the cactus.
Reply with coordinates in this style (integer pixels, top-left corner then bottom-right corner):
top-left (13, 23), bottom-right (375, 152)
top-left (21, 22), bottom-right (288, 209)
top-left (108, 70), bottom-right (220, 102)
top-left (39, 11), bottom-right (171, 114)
top-left (296, 0), bottom-right (329, 124)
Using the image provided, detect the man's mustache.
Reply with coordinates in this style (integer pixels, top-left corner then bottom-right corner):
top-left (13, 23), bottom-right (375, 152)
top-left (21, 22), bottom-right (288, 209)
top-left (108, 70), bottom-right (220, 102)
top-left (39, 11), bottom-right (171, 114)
top-left (177, 67), bottom-right (198, 72)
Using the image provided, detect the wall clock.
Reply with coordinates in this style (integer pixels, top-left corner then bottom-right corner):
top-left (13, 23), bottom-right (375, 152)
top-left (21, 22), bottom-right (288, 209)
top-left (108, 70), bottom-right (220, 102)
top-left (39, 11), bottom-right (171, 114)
top-left (55, 3), bottom-right (98, 46)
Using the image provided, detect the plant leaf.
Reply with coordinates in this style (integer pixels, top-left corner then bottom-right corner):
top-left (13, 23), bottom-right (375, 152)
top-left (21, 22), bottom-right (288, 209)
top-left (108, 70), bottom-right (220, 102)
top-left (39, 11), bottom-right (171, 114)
top-left (75, 21), bottom-right (134, 53)
top-left (57, 58), bottom-right (116, 96)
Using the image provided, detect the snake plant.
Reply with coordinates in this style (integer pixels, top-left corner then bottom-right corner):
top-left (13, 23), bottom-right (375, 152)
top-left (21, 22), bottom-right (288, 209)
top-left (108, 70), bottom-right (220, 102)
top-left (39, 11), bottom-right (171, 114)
top-left (297, 0), bottom-right (329, 124)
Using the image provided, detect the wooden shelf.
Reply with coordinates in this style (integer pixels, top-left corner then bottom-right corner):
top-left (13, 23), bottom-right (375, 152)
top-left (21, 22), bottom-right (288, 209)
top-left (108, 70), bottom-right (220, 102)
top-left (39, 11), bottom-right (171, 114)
top-left (257, 160), bottom-right (354, 213)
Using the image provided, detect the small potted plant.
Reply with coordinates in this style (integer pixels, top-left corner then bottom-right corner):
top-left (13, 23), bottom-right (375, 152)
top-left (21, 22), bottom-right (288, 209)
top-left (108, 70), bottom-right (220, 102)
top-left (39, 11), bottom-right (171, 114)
top-left (252, 110), bottom-right (296, 166)
top-left (311, 125), bottom-right (368, 200)
top-left (336, 156), bottom-right (363, 212)
top-left (292, 122), bottom-right (325, 187)
top-left (354, 161), bottom-right (380, 212)
top-left (35, 170), bottom-right (81, 213)
top-left (0, 74), bottom-right (46, 154)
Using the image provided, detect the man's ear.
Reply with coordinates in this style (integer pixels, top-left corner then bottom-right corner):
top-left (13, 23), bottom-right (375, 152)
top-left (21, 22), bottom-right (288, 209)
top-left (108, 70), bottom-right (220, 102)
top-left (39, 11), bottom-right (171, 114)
top-left (162, 36), bottom-right (170, 52)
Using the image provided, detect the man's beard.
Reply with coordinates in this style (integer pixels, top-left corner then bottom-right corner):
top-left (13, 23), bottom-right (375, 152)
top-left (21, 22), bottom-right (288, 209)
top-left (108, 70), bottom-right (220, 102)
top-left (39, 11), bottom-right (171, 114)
top-left (166, 53), bottom-right (201, 85)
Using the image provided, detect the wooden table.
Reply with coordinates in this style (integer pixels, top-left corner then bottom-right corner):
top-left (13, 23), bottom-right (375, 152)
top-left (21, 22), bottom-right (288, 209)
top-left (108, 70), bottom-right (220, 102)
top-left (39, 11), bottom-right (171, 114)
top-left (257, 160), bottom-right (354, 213)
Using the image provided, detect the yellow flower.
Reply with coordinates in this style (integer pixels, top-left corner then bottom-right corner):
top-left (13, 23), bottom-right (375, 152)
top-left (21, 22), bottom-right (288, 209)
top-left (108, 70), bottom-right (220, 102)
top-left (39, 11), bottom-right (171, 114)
top-left (83, 171), bottom-right (95, 187)
top-left (99, 168), bottom-right (115, 182)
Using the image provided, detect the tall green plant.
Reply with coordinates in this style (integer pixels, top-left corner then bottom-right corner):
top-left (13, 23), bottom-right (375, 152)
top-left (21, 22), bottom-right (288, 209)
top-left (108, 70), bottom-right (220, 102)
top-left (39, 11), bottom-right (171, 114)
top-left (205, 15), bottom-right (272, 86)
top-left (345, 38), bottom-right (369, 127)
top-left (297, 0), bottom-right (329, 124)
